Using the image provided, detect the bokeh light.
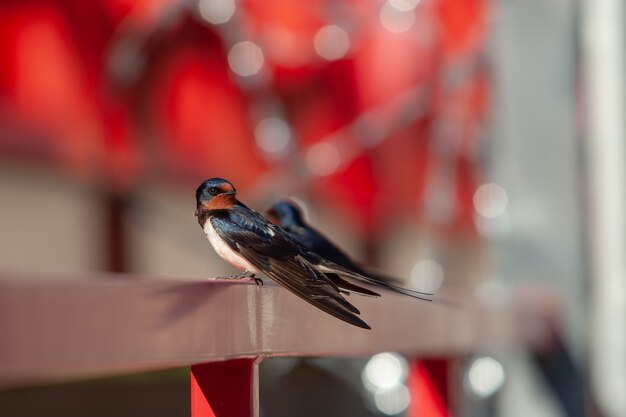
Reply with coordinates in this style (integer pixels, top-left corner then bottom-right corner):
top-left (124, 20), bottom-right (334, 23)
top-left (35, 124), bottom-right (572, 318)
top-left (198, 0), bottom-right (236, 25)
top-left (379, 1), bottom-right (416, 33)
top-left (388, 0), bottom-right (421, 12)
top-left (254, 117), bottom-right (292, 158)
top-left (465, 356), bottom-right (506, 398)
top-left (305, 142), bottom-right (341, 176)
top-left (228, 41), bottom-right (264, 77)
top-left (362, 352), bottom-right (408, 392)
top-left (473, 183), bottom-right (509, 218)
top-left (374, 384), bottom-right (411, 415)
top-left (314, 24), bottom-right (350, 61)
top-left (410, 259), bottom-right (445, 293)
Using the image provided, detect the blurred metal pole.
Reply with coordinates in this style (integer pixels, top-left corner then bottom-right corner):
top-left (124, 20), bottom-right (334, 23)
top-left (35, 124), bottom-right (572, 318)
top-left (191, 357), bottom-right (262, 417)
top-left (408, 359), bottom-right (461, 417)
top-left (104, 191), bottom-right (128, 273)
top-left (582, 1), bottom-right (626, 416)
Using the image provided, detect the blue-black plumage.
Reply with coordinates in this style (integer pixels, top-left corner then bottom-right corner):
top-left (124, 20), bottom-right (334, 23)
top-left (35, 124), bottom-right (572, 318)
top-left (266, 201), bottom-right (435, 301)
top-left (195, 178), bottom-right (374, 329)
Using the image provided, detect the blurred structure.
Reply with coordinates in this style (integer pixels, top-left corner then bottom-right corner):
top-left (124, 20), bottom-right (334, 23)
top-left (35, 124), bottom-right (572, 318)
top-left (0, 0), bottom-right (488, 283)
top-left (0, 0), bottom-right (621, 416)
top-left (583, 1), bottom-right (626, 416)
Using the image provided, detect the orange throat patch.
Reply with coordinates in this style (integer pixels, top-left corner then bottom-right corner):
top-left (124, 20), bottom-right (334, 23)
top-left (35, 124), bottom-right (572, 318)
top-left (204, 194), bottom-right (237, 211)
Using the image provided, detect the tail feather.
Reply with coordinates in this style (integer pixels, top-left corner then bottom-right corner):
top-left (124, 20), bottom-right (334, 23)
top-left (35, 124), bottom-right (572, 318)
top-left (319, 260), bottom-right (434, 302)
top-left (365, 269), bottom-right (436, 297)
top-left (324, 273), bottom-right (381, 297)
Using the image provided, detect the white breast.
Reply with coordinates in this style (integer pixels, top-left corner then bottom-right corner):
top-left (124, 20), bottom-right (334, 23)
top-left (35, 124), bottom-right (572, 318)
top-left (203, 220), bottom-right (259, 273)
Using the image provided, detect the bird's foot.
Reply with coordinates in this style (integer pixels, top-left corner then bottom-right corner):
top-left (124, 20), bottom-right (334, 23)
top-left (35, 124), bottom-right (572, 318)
top-left (249, 275), bottom-right (264, 287)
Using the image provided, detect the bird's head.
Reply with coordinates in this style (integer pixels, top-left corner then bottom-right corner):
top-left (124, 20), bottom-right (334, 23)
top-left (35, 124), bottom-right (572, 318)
top-left (266, 201), bottom-right (304, 227)
top-left (195, 178), bottom-right (237, 215)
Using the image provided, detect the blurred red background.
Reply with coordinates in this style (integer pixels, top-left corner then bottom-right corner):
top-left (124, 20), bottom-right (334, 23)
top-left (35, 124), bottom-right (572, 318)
top-left (0, 0), bottom-right (488, 243)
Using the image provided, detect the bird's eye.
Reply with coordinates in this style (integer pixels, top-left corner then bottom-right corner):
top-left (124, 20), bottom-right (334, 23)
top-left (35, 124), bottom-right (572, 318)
top-left (209, 187), bottom-right (218, 195)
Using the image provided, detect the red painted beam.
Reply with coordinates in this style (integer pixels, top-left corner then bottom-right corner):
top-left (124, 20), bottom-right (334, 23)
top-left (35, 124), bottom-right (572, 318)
top-left (408, 359), bottom-right (454, 417)
top-left (191, 357), bottom-right (262, 417)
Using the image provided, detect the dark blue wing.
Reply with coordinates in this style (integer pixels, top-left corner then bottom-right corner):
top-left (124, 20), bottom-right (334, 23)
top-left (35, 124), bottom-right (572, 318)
top-left (284, 221), bottom-right (435, 300)
top-left (210, 203), bottom-right (371, 329)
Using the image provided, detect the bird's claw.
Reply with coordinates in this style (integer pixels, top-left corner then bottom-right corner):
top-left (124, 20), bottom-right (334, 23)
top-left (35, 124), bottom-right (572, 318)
top-left (222, 271), bottom-right (263, 287)
top-left (227, 270), bottom-right (251, 279)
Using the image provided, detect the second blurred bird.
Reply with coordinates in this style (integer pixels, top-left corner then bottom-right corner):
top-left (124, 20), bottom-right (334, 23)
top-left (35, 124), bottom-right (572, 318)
top-left (266, 201), bottom-right (435, 301)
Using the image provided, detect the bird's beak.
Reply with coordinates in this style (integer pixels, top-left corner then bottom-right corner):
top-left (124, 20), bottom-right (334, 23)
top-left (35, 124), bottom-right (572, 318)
top-left (194, 209), bottom-right (199, 217)
top-left (225, 190), bottom-right (237, 196)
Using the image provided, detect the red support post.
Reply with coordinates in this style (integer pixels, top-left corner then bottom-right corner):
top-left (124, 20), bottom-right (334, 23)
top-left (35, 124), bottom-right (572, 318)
top-left (407, 358), bottom-right (453, 417)
top-left (191, 357), bottom-right (263, 417)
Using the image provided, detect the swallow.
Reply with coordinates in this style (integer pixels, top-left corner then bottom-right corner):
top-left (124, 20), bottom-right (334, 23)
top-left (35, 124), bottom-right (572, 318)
top-left (194, 178), bottom-right (376, 329)
top-left (266, 201), bottom-right (435, 301)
